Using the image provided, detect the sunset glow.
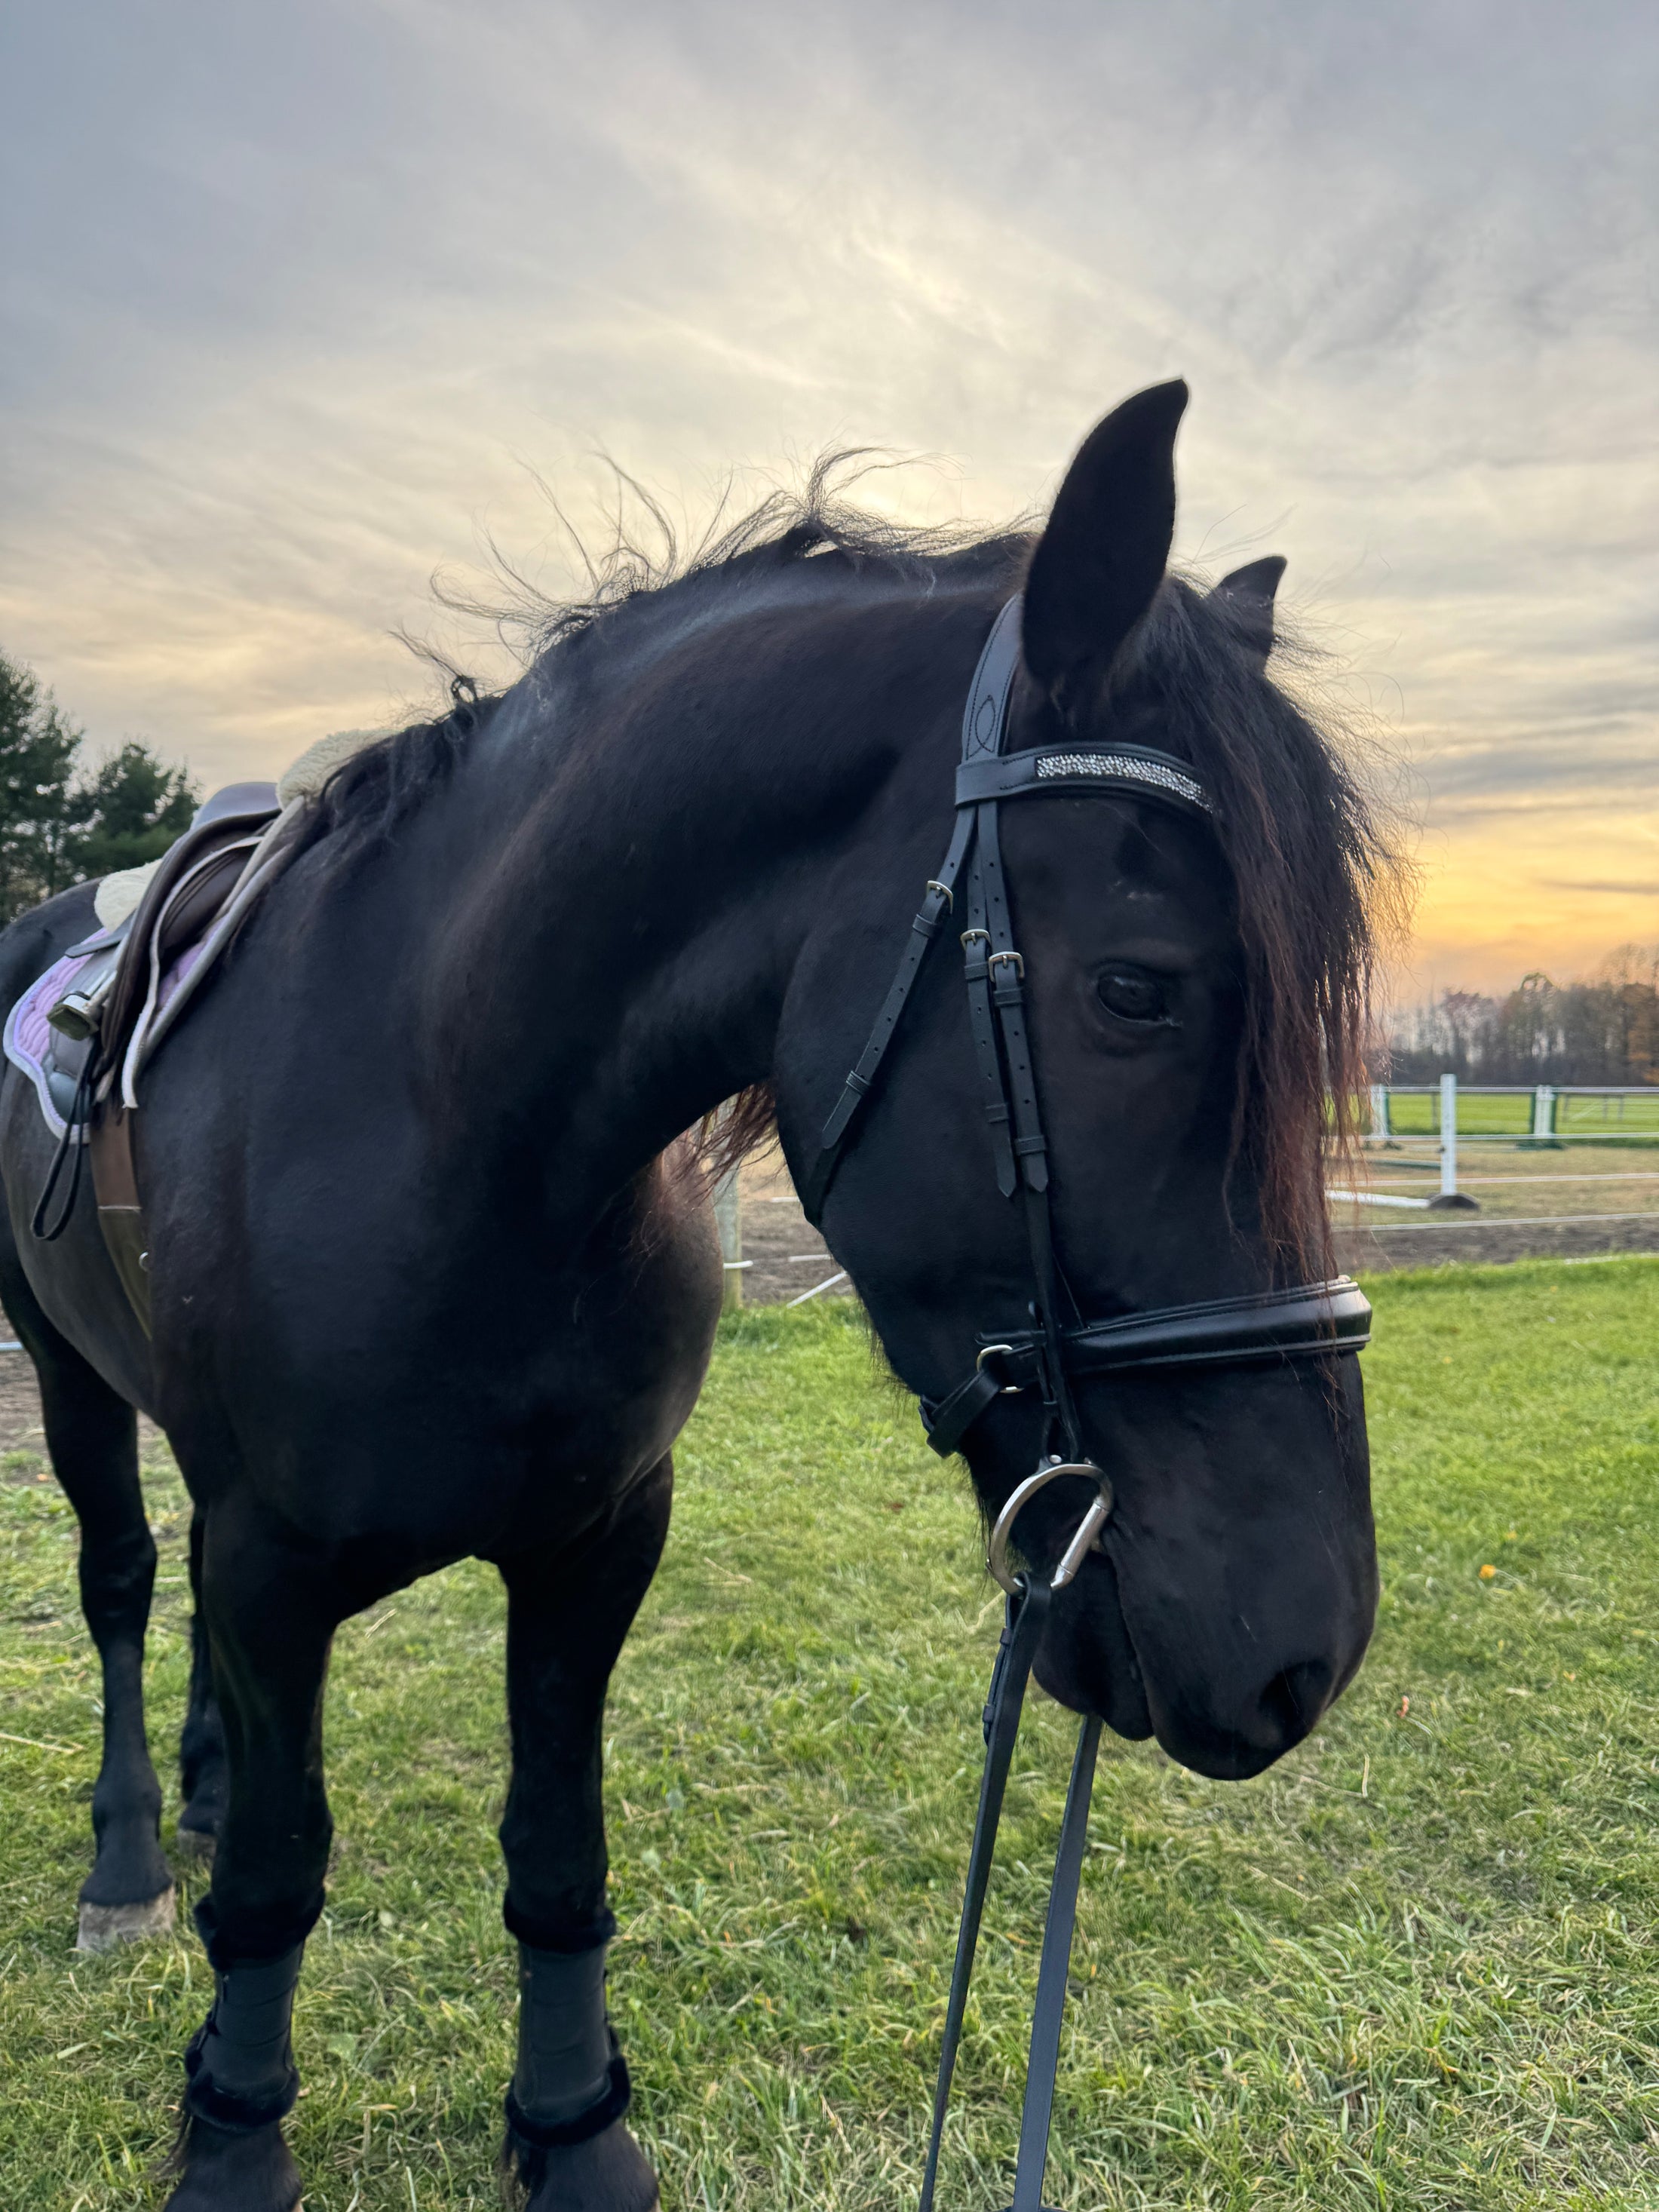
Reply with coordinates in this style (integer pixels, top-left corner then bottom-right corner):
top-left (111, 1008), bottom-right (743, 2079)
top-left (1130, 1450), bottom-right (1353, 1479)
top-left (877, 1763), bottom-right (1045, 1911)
top-left (4, 2), bottom-right (1652, 1000)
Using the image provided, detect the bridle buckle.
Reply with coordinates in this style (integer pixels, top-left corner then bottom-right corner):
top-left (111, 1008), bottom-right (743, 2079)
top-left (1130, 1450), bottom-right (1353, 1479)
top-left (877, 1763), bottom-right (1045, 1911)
top-left (975, 1342), bottom-right (1020, 1396)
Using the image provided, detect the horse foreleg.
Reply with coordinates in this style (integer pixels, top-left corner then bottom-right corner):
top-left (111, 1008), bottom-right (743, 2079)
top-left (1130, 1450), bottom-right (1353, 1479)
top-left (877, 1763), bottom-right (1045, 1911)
top-left (6, 1285), bottom-right (175, 1950)
top-left (495, 1456), bottom-right (673, 2212)
top-left (176, 1507), bottom-right (228, 1855)
top-left (162, 1493), bottom-right (340, 2212)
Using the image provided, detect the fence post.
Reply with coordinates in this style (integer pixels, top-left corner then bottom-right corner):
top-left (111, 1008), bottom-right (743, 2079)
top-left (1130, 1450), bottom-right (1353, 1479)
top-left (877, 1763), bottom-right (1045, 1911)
top-left (1369, 1082), bottom-right (1391, 1140)
top-left (713, 1164), bottom-right (744, 1312)
top-left (1426, 1072), bottom-right (1480, 1208)
top-left (1532, 1083), bottom-right (1555, 1143)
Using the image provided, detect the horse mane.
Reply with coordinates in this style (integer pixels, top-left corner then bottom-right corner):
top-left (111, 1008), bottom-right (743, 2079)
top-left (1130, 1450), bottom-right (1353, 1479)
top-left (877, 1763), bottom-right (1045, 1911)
top-left (486, 451), bottom-right (1017, 655)
top-left (301, 459), bottom-right (1401, 1266)
top-left (299, 454), bottom-right (1009, 870)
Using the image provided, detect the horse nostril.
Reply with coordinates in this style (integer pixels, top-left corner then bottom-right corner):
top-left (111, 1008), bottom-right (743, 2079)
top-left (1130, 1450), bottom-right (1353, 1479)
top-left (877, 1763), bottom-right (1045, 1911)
top-left (1258, 1656), bottom-right (1335, 1744)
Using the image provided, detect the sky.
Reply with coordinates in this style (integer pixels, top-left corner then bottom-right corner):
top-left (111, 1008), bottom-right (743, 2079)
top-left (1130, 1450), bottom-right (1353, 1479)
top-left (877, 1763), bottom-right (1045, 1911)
top-left (2, 0), bottom-right (1654, 1001)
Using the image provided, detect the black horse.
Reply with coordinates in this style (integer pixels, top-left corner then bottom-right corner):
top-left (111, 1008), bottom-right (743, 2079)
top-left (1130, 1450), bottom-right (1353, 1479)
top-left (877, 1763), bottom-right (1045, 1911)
top-left (0, 382), bottom-right (1390, 2210)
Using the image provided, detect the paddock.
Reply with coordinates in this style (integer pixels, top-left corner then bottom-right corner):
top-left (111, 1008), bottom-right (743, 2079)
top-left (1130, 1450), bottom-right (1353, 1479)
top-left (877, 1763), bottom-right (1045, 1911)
top-left (720, 1107), bottom-right (1659, 1305)
top-left (1, 1257), bottom-right (1654, 2208)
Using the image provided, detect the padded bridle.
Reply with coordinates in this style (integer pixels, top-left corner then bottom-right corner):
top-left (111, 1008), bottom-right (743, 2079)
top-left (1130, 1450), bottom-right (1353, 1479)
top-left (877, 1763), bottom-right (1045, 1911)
top-left (802, 594), bottom-right (1372, 2212)
top-left (801, 592), bottom-right (1371, 1471)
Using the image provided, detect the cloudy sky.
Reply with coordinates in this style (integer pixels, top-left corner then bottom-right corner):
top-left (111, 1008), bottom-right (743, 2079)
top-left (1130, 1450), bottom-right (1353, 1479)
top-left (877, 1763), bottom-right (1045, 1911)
top-left (4, 0), bottom-right (1654, 996)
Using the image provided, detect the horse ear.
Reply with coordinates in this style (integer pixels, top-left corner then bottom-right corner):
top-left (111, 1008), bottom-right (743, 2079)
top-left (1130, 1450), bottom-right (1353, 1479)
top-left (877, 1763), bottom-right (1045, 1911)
top-left (1021, 379), bottom-right (1188, 699)
top-left (1210, 554), bottom-right (1286, 667)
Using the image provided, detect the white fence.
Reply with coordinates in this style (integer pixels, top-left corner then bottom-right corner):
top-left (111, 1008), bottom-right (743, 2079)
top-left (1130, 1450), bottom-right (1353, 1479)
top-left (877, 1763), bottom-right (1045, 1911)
top-left (1366, 1081), bottom-right (1659, 1145)
top-left (1332, 1076), bottom-right (1659, 1210)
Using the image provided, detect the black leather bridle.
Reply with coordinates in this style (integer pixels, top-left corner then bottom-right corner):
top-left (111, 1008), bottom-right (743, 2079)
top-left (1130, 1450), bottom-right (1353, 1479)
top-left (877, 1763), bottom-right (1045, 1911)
top-left (798, 595), bottom-right (1372, 2210)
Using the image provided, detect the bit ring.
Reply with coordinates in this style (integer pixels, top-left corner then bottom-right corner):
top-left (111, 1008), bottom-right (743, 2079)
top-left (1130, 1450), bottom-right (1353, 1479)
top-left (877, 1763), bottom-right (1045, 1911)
top-left (987, 1458), bottom-right (1115, 1597)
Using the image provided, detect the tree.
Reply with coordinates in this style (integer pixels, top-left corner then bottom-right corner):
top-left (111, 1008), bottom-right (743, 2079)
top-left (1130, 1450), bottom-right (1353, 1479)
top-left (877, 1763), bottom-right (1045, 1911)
top-left (0, 647), bottom-right (200, 924)
top-left (0, 649), bottom-right (84, 922)
top-left (1388, 952), bottom-right (1659, 1086)
top-left (71, 741), bottom-right (197, 879)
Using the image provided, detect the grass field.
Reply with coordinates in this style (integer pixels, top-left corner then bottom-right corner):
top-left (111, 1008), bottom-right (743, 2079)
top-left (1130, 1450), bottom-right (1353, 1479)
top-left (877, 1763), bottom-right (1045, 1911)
top-left (2, 1262), bottom-right (1657, 2210)
top-left (1376, 1091), bottom-right (1659, 1141)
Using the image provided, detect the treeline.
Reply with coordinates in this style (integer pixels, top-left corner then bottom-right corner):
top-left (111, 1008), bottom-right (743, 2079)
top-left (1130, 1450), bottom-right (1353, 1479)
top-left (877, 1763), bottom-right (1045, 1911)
top-left (1388, 950), bottom-right (1659, 1086)
top-left (0, 649), bottom-right (198, 925)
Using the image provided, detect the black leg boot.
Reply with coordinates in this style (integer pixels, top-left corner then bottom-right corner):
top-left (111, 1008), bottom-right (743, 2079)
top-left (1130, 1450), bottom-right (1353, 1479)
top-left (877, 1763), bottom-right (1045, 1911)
top-left (502, 1930), bottom-right (658, 2212)
top-left (164, 1942), bottom-right (305, 2212)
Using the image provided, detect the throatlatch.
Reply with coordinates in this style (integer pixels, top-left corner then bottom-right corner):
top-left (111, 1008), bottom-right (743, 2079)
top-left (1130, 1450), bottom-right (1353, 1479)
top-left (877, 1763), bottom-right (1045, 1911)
top-left (793, 596), bottom-right (1372, 2210)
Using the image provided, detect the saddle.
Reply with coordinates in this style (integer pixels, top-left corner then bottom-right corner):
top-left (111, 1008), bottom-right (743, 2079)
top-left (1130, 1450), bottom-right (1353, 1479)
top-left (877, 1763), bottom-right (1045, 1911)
top-left (26, 781), bottom-right (312, 1327)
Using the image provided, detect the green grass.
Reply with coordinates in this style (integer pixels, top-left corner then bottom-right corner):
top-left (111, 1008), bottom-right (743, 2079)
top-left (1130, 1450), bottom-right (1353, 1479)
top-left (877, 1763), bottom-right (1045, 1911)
top-left (1558, 1096), bottom-right (1659, 1140)
top-left (2, 1265), bottom-right (1657, 2209)
top-left (1376, 1089), bottom-right (1659, 1142)
top-left (1378, 1092), bottom-right (1536, 1138)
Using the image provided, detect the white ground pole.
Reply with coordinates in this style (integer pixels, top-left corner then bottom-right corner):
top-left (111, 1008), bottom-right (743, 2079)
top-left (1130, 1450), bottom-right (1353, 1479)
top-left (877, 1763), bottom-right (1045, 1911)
top-left (1440, 1072), bottom-right (1458, 1200)
top-left (1532, 1083), bottom-right (1556, 1141)
top-left (1369, 1082), bottom-right (1391, 1140)
top-left (1324, 1188), bottom-right (1431, 1209)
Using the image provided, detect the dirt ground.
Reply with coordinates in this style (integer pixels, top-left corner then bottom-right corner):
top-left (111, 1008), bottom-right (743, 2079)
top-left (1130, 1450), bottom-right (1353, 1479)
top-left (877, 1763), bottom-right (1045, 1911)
top-left (1329, 1138), bottom-right (1659, 1273)
top-left (731, 1147), bottom-right (845, 1308)
top-left (732, 1139), bottom-right (1659, 1296)
top-left (0, 1345), bottom-right (47, 1460)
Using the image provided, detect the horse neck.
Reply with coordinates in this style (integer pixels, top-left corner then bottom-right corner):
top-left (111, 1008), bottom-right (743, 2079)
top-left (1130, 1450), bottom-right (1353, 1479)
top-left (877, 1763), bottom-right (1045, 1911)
top-left (415, 588), bottom-right (977, 1192)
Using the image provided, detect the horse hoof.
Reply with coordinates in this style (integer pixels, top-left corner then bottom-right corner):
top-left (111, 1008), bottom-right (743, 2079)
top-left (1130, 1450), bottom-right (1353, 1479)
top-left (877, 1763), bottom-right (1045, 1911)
top-left (76, 1884), bottom-right (176, 1952)
top-left (162, 2113), bottom-right (302, 2212)
top-left (506, 2117), bottom-right (660, 2212)
top-left (174, 1820), bottom-right (218, 1864)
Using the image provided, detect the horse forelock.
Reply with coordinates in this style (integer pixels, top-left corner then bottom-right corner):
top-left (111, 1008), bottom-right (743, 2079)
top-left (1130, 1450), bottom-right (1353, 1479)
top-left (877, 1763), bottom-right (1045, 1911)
top-left (1115, 578), bottom-right (1402, 1278)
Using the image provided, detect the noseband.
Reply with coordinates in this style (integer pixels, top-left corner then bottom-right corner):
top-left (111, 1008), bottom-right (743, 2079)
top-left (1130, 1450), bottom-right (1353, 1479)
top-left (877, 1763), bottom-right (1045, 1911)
top-left (799, 595), bottom-right (1372, 2212)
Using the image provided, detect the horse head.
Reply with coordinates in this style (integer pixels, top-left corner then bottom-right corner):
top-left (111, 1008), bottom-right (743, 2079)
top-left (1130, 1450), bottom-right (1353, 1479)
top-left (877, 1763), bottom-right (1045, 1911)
top-left (779, 383), bottom-right (1383, 1782)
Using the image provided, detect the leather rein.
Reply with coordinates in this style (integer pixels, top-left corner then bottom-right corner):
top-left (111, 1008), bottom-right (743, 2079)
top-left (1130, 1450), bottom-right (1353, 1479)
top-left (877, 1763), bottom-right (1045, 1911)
top-left (798, 594), bottom-right (1372, 2210)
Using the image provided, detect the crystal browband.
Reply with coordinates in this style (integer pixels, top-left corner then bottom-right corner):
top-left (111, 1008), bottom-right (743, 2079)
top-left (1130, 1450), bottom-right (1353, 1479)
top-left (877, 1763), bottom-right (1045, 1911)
top-left (1034, 752), bottom-right (1210, 808)
top-left (954, 743), bottom-right (1212, 816)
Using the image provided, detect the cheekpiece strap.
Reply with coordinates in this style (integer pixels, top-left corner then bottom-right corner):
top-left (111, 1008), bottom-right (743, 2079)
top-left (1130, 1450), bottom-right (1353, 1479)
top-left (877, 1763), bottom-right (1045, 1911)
top-left (802, 595), bottom-right (1213, 1224)
top-left (802, 600), bottom-right (1023, 1222)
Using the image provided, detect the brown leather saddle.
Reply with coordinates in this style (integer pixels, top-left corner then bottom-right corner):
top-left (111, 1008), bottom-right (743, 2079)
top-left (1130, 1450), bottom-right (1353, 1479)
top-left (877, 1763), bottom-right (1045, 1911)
top-left (37, 781), bottom-right (312, 1329)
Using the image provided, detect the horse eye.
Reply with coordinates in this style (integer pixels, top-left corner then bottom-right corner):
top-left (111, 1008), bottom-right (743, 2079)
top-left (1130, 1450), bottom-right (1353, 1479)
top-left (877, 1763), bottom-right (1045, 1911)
top-left (1096, 966), bottom-right (1174, 1025)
